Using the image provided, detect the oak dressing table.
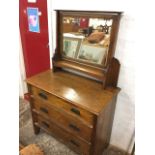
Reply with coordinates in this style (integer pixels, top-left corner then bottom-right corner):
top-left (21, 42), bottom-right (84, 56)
top-left (26, 10), bottom-right (122, 155)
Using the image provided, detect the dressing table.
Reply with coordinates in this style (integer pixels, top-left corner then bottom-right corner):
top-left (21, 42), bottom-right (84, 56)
top-left (26, 10), bottom-right (122, 155)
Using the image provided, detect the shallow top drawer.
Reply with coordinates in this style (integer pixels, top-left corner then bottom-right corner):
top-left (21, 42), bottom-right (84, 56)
top-left (31, 86), bottom-right (95, 125)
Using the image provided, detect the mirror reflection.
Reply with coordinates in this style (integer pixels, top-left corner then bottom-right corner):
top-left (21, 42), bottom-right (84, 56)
top-left (62, 17), bottom-right (113, 65)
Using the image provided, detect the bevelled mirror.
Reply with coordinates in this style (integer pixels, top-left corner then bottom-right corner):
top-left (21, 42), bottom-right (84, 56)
top-left (62, 17), bottom-right (113, 66)
top-left (53, 10), bottom-right (122, 87)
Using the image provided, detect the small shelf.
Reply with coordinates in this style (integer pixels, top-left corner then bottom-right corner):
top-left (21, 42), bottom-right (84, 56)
top-left (53, 60), bottom-right (106, 81)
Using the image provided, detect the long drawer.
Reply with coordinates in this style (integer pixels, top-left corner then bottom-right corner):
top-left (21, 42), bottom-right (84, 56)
top-left (31, 86), bottom-right (95, 125)
top-left (36, 116), bottom-right (91, 155)
top-left (32, 98), bottom-right (93, 142)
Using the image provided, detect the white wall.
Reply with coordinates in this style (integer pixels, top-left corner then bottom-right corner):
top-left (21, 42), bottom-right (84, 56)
top-left (48, 0), bottom-right (135, 153)
top-left (19, 34), bottom-right (27, 98)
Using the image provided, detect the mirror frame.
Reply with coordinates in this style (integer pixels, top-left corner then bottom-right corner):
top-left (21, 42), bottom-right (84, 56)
top-left (53, 10), bottom-right (122, 86)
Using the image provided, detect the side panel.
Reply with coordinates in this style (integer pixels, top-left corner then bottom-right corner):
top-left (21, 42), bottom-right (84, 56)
top-left (93, 96), bottom-right (117, 155)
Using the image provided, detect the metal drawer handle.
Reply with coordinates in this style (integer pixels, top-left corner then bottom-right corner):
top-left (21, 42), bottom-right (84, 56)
top-left (38, 92), bottom-right (48, 100)
top-left (70, 108), bottom-right (80, 116)
top-left (69, 124), bottom-right (80, 132)
top-left (41, 121), bottom-right (49, 128)
top-left (70, 139), bottom-right (80, 147)
top-left (40, 107), bottom-right (48, 114)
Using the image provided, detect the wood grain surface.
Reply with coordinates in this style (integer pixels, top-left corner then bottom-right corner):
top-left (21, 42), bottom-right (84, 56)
top-left (26, 69), bottom-right (120, 115)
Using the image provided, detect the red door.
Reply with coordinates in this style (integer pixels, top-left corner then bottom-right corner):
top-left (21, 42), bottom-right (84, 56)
top-left (19, 0), bottom-right (50, 78)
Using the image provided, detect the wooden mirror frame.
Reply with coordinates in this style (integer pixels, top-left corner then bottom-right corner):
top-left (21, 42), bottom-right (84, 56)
top-left (52, 10), bottom-right (123, 88)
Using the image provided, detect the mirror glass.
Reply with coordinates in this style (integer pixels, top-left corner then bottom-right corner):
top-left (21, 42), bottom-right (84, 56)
top-left (62, 16), bottom-right (113, 65)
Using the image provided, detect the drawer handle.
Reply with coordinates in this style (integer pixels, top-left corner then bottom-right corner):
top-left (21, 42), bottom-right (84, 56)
top-left (70, 139), bottom-right (80, 147)
top-left (69, 124), bottom-right (80, 132)
top-left (70, 108), bottom-right (80, 116)
top-left (38, 92), bottom-right (48, 100)
top-left (41, 121), bottom-right (49, 128)
top-left (40, 107), bottom-right (48, 114)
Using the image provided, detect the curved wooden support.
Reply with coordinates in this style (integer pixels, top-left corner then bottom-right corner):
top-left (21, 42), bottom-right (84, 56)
top-left (104, 58), bottom-right (120, 88)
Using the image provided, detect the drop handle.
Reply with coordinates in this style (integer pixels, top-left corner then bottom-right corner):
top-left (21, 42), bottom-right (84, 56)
top-left (40, 107), bottom-right (48, 114)
top-left (70, 108), bottom-right (80, 116)
top-left (69, 124), bottom-right (80, 132)
top-left (38, 92), bottom-right (48, 100)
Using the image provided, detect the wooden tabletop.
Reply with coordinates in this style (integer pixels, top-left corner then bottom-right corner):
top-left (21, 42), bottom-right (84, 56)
top-left (26, 69), bottom-right (120, 115)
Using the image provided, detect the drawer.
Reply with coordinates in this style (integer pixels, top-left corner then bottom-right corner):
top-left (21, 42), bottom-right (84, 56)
top-left (31, 86), bottom-right (95, 125)
top-left (36, 116), bottom-right (91, 155)
top-left (33, 98), bottom-right (93, 142)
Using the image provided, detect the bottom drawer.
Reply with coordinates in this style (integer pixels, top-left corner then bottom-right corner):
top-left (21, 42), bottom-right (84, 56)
top-left (36, 116), bottom-right (91, 155)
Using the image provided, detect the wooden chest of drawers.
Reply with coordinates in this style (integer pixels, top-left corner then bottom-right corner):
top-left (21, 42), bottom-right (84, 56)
top-left (26, 69), bottom-right (120, 155)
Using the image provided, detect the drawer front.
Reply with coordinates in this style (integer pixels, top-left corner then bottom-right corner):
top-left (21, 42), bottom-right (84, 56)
top-left (31, 86), bottom-right (95, 125)
top-left (33, 98), bottom-right (93, 142)
top-left (36, 116), bottom-right (91, 155)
